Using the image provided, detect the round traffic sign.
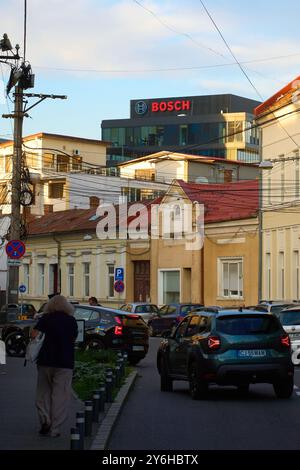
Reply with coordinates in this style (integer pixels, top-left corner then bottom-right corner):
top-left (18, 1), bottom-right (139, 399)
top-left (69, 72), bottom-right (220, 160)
top-left (19, 284), bottom-right (27, 294)
top-left (6, 240), bottom-right (26, 259)
top-left (114, 280), bottom-right (125, 293)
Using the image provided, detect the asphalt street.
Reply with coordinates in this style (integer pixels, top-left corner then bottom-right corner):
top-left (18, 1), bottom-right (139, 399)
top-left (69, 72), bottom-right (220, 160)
top-left (108, 338), bottom-right (300, 450)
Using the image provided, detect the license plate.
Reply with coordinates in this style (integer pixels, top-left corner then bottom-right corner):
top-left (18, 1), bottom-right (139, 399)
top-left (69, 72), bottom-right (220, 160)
top-left (132, 346), bottom-right (144, 351)
top-left (237, 349), bottom-right (267, 358)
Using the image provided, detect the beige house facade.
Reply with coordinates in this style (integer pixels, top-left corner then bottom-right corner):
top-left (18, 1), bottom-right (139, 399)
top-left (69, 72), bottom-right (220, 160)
top-left (255, 75), bottom-right (300, 301)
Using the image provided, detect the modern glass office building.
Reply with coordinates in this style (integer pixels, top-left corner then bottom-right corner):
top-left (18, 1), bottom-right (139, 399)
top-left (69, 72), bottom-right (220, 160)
top-left (102, 94), bottom-right (261, 166)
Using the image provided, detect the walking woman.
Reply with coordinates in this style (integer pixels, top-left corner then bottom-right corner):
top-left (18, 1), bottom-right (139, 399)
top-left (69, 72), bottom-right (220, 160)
top-left (31, 295), bottom-right (78, 437)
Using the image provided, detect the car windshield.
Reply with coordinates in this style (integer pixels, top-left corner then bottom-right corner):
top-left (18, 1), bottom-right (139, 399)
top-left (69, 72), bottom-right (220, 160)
top-left (216, 315), bottom-right (280, 335)
top-left (74, 309), bottom-right (92, 321)
top-left (279, 311), bottom-right (300, 326)
top-left (135, 305), bottom-right (159, 313)
top-left (180, 305), bottom-right (202, 315)
top-left (271, 305), bottom-right (291, 315)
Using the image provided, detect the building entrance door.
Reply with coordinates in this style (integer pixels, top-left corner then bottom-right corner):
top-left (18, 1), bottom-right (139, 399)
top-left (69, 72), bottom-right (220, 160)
top-left (134, 261), bottom-right (150, 302)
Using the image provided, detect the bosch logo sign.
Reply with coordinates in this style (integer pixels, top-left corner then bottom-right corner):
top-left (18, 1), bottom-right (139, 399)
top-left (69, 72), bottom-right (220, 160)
top-left (135, 101), bottom-right (148, 115)
top-left (151, 100), bottom-right (191, 113)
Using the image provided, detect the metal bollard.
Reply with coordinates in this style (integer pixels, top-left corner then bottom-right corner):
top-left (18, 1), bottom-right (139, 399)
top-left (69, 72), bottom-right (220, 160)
top-left (84, 400), bottom-right (93, 436)
top-left (105, 375), bottom-right (113, 403)
top-left (115, 365), bottom-right (121, 387)
top-left (99, 384), bottom-right (106, 412)
top-left (92, 390), bottom-right (100, 423)
top-left (70, 427), bottom-right (80, 450)
top-left (76, 411), bottom-right (85, 450)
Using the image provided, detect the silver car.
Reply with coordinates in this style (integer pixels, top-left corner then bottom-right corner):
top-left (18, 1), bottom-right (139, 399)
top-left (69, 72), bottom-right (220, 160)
top-left (278, 307), bottom-right (300, 365)
top-left (120, 303), bottom-right (159, 323)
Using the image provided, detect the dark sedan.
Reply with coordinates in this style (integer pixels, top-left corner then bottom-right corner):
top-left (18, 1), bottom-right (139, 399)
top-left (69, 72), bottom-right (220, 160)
top-left (148, 303), bottom-right (203, 336)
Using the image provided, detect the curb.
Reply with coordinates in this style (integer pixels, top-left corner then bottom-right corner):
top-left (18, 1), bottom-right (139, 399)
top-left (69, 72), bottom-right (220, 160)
top-left (90, 370), bottom-right (138, 450)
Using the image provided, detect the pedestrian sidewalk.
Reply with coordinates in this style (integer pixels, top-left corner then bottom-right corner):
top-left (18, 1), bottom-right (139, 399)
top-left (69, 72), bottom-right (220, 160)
top-left (0, 357), bottom-right (83, 450)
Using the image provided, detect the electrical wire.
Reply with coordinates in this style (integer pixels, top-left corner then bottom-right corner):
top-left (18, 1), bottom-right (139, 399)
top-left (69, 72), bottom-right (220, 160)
top-left (33, 52), bottom-right (300, 75)
top-left (24, 0), bottom-right (27, 63)
top-left (199, 0), bottom-right (300, 152)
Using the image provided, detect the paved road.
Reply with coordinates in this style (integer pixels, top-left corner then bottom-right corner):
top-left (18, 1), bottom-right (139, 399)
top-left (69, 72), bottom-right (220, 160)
top-left (0, 358), bottom-right (83, 450)
top-left (109, 338), bottom-right (300, 450)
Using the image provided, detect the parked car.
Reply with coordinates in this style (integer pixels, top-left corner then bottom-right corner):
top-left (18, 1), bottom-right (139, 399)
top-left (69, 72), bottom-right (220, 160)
top-left (37, 300), bottom-right (79, 314)
top-left (0, 303), bottom-right (36, 323)
top-left (120, 303), bottom-right (159, 323)
top-left (73, 304), bottom-right (149, 365)
top-left (277, 306), bottom-right (300, 365)
top-left (249, 302), bottom-right (299, 317)
top-left (148, 303), bottom-right (204, 336)
top-left (157, 309), bottom-right (294, 399)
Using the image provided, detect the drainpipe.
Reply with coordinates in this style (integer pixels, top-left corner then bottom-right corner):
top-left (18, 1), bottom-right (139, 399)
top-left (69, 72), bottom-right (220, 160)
top-left (53, 234), bottom-right (61, 294)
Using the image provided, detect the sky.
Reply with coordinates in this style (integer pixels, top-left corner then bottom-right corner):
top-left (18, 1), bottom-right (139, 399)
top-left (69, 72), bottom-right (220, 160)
top-left (0, 0), bottom-right (300, 141)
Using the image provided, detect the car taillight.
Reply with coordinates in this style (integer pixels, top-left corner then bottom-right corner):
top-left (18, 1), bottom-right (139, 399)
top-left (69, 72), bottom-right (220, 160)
top-left (208, 336), bottom-right (221, 350)
top-left (114, 326), bottom-right (123, 336)
top-left (114, 316), bottom-right (122, 325)
top-left (127, 314), bottom-right (140, 319)
top-left (281, 335), bottom-right (290, 348)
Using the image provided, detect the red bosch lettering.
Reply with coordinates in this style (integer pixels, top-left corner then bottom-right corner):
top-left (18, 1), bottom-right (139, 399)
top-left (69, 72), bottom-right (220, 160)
top-left (151, 100), bottom-right (191, 113)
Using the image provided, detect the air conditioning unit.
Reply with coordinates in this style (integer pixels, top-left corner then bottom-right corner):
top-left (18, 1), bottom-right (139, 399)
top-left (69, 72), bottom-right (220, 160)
top-left (73, 149), bottom-right (80, 156)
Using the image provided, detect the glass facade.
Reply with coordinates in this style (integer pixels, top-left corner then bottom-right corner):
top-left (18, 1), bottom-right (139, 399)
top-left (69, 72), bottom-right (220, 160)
top-left (103, 121), bottom-right (248, 149)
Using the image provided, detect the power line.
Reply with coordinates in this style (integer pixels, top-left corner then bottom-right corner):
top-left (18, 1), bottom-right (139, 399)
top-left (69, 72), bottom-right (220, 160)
top-left (24, 0), bottom-right (27, 62)
top-left (33, 52), bottom-right (300, 75)
top-left (199, 0), bottom-right (300, 153)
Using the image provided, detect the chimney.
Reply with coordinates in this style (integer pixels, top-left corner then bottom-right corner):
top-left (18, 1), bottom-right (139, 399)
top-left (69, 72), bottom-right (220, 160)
top-left (44, 204), bottom-right (54, 214)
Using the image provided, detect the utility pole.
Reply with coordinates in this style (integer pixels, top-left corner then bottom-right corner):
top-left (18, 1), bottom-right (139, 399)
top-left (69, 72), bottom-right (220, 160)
top-left (1, 32), bottom-right (67, 305)
top-left (7, 85), bottom-right (24, 304)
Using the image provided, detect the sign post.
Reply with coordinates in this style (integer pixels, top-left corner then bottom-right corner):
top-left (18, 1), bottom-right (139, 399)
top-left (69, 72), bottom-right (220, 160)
top-left (5, 240), bottom-right (26, 305)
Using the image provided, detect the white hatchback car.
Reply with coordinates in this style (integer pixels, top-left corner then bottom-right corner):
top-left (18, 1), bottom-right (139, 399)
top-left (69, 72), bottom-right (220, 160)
top-left (278, 307), bottom-right (300, 365)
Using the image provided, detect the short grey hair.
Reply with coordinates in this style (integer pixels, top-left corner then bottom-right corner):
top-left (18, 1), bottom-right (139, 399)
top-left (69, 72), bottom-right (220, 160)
top-left (43, 295), bottom-right (75, 316)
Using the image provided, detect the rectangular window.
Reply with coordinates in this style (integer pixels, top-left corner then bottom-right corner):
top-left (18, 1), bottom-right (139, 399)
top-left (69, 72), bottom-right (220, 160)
top-left (38, 264), bottom-right (45, 295)
top-left (293, 251), bottom-right (299, 301)
top-left (278, 252), bottom-right (285, 299)
top-left (57, 154), bottom-right (70, 172)
top-left (161, 270), bottom-right (180, 304)
top-left (219, 258), bottom-right (243, 298)
top-left (23, 264), bottom-right (30, 295)
top-left (135, 169), bottom-right (156, 181)
top-left (72, 156), bottom-right (82, 171)
top-left (67, 263), bottom-right (75, 297)
top-left (0, 183), bottom-right (8, 204)
top-left (83, 263), bottom-right (90, 297)
top-left (265, 253), bottom-right (271, 300)
top-left (43, 153), bottom-right (55, 168)
top-left (108, 264), bottom-right (115, 297)
top-left (48, 182), bottom-right (64, 199)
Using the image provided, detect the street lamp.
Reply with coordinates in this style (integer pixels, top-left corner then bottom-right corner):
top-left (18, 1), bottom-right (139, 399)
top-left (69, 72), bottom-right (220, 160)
top-left (258, 160), bottom-right (274, 302)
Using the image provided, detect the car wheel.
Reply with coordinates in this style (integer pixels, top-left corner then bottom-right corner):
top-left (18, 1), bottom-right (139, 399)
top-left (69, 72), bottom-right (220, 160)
top-left (236, 384), bottom-right (250, 395)
top-left (273, 377), bottom-right (294, 399)
top-left (189, 362), bottom-right (208, 400)
top-left (160, 357), bottom-right (173, 392)
top-left (5, 332), bottom-right (27, 357)
top-left (83, 337), bottom-right (105, 351)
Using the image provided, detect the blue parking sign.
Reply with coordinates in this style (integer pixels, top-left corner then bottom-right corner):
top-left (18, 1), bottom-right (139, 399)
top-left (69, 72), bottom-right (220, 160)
top-left (19, 284), bottom-right (26, 294)
top-left (115, 268), bottom-right (124, 281)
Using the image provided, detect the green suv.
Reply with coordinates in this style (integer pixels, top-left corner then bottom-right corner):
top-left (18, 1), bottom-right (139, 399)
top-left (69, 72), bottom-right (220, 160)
top-left (157, 309), bottom-right (294, 399)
